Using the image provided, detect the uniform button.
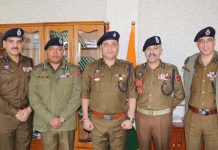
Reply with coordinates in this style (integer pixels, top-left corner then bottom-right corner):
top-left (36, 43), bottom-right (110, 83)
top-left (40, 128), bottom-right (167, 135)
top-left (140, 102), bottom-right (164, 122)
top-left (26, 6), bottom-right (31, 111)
top-left (204, 67), bottom-right (207, 70)
top-left (202, 80), bottom-right (205, 83)
top-left (202, 91), bottom-right (205, 94)
top-left (201, 103), bottom-right (204, 106)
top-left (148, 106), bottom-right (150, 108)
top-left (149, 94), bottom-right (152, 97)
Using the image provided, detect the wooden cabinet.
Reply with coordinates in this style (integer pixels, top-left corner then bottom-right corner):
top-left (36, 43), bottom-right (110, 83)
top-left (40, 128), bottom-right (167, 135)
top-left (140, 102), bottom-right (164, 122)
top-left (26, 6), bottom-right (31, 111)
top-left (0, 21), bottom-right (104, 65)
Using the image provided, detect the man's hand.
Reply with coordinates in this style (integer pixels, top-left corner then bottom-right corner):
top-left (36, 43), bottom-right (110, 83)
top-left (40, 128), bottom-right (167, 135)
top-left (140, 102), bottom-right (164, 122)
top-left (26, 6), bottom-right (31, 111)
top-left (82, 118), bottom-right (94, 131)
top-left (49, 118), bottom-right (63, 128)
top-left (121, 119), bottom-right (133, 130)
top-left (15, 107), bottom-right (32, 122)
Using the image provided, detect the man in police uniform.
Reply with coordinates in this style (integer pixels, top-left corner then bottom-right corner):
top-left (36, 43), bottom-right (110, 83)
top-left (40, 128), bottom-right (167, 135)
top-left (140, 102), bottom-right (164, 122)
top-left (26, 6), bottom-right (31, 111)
top-left (135, 36), bottom-right (184, 150)
top-left (29, 38), bottom-right (81, 150)
top-left (0, 28), bottom-right (33, 150)
top-left (183, 26), bottom-right (218, 150)
top-left (81, 31), bottom-right (137, 150)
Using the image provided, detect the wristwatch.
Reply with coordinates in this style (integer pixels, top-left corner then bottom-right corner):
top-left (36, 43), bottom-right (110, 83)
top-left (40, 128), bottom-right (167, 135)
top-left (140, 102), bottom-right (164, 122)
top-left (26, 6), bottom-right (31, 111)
top-left (128, 117), bottom-right (135, 124)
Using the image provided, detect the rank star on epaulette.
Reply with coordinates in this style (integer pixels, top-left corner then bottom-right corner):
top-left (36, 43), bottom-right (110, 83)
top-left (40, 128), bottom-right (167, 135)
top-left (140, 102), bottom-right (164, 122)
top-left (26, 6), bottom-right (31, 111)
top-left (175, 75), bottom-right (181, 82)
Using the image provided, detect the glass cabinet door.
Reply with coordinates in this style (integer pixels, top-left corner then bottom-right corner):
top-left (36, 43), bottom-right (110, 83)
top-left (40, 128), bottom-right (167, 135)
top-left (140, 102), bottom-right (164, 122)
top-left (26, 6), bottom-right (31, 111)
top-left (74, 24), bottom-right (104, 145)
top-left (73, 25), bottom-right (104, 66)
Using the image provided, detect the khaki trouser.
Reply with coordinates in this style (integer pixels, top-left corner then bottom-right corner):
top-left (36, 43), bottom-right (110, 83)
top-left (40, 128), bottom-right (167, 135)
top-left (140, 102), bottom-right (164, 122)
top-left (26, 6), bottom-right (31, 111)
top-left (185, 110), bottom-right (218, 150)
top-left (136, 111), bottom-right (172, 150)
top-left (0, 116), bottom-right (32, 150)
top-left (41, 130), bottom-right (74, 150)
top-left (91, 115), bottom-right (127, 150)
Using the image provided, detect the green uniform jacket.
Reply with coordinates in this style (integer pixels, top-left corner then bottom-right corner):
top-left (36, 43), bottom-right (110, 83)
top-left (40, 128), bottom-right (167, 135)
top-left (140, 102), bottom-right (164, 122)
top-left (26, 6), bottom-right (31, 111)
top-left (183, 51), bottom-right (218, 112)
top-left (29, 59), bottom-right (81, 132)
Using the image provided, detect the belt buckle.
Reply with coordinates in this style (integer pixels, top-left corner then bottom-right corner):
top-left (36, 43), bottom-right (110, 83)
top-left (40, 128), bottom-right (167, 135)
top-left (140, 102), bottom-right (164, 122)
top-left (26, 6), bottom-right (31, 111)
top-left (147, 110), bottom-right (153, 115)
top-left (104, 115), bottom-right (113, 120)
top-left (201, 109), bottom-right (209, 116)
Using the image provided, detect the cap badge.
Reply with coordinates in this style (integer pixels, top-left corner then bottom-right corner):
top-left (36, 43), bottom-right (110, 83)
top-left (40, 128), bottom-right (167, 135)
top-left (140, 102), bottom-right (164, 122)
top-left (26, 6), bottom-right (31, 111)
top-left (205, 29), bottom-right (210, 36)
top-left (113, 33), bottom-right (116, 37)
top-left (155, 36), bottom-right (159, 43)
top-left (59, 39), bottom-right (63, 44)
top-left (17, 29), bottom-right (22, 36)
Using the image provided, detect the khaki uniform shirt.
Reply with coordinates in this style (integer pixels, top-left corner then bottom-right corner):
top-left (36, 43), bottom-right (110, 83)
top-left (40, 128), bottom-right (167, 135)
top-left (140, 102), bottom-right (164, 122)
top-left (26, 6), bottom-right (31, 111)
top-left (82, 58), bottom-right (137, 114)
top-left (135, 61), bottom-right (184, 110)
top-left (29, 58), bottom-right (81, 132)
top-left (0, 53), bottom-right (33, 116)
top-left (189, 54), bottom-right (218, 109)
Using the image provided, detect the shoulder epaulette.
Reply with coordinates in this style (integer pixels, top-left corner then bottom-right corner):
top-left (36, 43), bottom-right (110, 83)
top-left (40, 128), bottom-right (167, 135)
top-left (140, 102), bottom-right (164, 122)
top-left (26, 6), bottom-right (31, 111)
top-left (0, 55), bottom-right (9, 63)
top-left (33, 63), bottom-right (44, 71)
top-left (119, 59), bottom-right (130, 64)
top-left (184, 57), bottom-right (189, 65)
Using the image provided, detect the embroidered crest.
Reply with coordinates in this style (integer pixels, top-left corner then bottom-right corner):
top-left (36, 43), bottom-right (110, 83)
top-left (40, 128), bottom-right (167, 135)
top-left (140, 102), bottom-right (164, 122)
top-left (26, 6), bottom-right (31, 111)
top-left (155, 36), bottom-right (159, 43)
top-left (17, 29), bottom-right (22, 36)
top-left (59, 39), bottom-right (63, 44)
top-left (175, 75), bottom-right (181, 82)
top-left (205, 29), bottom-right (210, 36)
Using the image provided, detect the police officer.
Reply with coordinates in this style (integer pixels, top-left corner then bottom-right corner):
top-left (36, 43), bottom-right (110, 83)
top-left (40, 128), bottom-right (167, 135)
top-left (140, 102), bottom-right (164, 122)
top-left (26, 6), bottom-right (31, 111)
top-left (81, 31), bottom-right (137, 150)
top-left (29, 38), bottom-right (81, 150)
top-left (183, 26), bottom-right (218, 150)
top-left (0, 28), bottom-right (33, 150)
top-left (135, 36), bottom-right (184, 150)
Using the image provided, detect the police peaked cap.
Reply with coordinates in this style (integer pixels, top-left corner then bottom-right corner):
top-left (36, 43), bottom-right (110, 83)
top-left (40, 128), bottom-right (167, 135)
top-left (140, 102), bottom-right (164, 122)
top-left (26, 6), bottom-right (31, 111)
top-left (143, 36), bottom-right (161, 51)
top-left (194, 26), bottom-right (216, 42)
top-left (2, 28), bottom-right (24, 40)
top-left (44, 38), bottom-right (64, 50)
top-left (97, 31), bottom-right (120, 46)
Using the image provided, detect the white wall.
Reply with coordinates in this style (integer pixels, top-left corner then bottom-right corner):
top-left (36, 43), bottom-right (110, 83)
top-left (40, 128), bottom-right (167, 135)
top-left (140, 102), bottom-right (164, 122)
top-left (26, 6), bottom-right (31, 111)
top-left (0, 0), bottom-right (106, 23)
top-left (138, 0), bottom-right (218, 69)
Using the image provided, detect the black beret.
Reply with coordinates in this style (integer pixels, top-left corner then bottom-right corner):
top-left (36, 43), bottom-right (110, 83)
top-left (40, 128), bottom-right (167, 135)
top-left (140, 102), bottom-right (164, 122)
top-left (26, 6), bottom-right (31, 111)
top-left (194, 26), bottom-right (216, 42)
top-left (143, 36), bottom-right (161, 51)
top-left (97, 31), bottom-right (120, 46)
top-left (44, 38), bottom-right (64, 50)
top-left (2, 28), bottom-right (24, 40)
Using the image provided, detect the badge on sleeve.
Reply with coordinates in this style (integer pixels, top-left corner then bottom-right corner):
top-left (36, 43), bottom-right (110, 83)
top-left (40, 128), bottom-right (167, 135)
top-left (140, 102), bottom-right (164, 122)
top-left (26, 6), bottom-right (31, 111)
top-left (175, 75), bottom-right (181, 82)
top-left (136, 80), bottom-right (143, 86)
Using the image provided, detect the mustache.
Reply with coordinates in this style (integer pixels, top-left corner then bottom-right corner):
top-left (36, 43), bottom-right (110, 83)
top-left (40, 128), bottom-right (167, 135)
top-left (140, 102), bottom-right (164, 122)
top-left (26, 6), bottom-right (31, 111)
top-left (148, 54), bottom-right (157, 57)
top-left (11, 47), bottom-right (19, 50)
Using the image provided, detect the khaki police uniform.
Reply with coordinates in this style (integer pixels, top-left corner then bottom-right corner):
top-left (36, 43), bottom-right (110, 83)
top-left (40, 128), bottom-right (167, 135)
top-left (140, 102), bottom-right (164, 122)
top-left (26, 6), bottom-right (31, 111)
top-left (82, 58), bottom-right (136, 150)
top-left (135, 61), bottom-right (184, 150)
top-left (29, 58), bottom-right (81, 150)
top-left (0, 53), bottom-right (33, 150)
top-left (183, 52), bottom-right (218, 150)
